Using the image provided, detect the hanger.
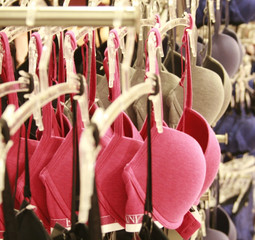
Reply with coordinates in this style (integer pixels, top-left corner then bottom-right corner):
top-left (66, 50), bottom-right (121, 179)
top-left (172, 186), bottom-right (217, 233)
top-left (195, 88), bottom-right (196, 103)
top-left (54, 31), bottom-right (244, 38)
top-left (1, 30), bottom-right (88, 136)
top-left (64, 32), bottom-right (90, 125)
top-left (2, 72), bottom-right (86, 135)
top-left (159, 12), bottom-right (190, 38)
top-left (0, 72), bottom-right (31, 98)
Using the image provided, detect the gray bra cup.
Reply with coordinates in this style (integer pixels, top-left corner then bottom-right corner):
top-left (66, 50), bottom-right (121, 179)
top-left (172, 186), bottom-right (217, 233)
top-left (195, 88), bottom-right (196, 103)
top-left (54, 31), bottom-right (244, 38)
top-left (203, 55), bottom-right (232, 126)
top-left (174, 64), bottom-right (225, 126)
top-left (96, 74), bottom-right (112, 109)
top-left (129, 65), bottom-right (180, 130)
top-left (212, 206), bottom-right (237, 240)
top-left (164, 50), bottom-right (224, 126)
top-left (203, 228), bottom-right (229, 240)
top-left (196, 41), bottom-right (206, 66)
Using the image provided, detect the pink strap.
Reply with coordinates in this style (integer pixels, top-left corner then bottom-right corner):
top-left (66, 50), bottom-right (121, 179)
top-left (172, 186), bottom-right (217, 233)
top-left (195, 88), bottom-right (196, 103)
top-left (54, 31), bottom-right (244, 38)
top-left (82, 34), bottom-right (89, 80)
top-left (65, 31), bottom-right (84, 130)
top-left (155, 14), bottom-right (161, 27)
top-left (88, 31), bottom-right (97, 112)
top-left (56, 32), bottom-right (67, 137)
top-left (0, 32), bottom-right (19, 111)
top-left (180, 14), bottom-right (193, 110)
top-left (103, 29), bottom-right (124, 136)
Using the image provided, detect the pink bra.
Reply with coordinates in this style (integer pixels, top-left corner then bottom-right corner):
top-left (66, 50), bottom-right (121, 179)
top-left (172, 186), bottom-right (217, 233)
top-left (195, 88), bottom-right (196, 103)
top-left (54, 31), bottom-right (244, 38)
top-left (122, 26), bottom-right (206, 232)
top-left (95, 30), bottom-right (143, 232)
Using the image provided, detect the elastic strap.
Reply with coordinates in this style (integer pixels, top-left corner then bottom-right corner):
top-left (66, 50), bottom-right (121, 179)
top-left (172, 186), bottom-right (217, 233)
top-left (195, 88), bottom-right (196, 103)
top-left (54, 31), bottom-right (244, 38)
top-left (214, 7), bottom-right (221, 35)
top-left (207, 1), bottom-right (213, 57)
top-left (180, 15), bottom-right (193, 110)
top-left (144, 98), bottom-right (152, 214)
top-left (71, 99), bottom-right (79, 229)
top-left (23, 120), bottom-right (31, 201)
top-left (225, 0), bottom-right (230, 28)
top-left (88, 31), bottom-right (97, 111)
top-left (88, 179), bottom-right (102, 240)
top-left (12, 128), bottom-right (22, 202)
top-left (1, 119), bottom-right (18, 240)
top-left (0, 32), bottom-right (19, 109)
top-left (2, 168), bottom-right (18, 240)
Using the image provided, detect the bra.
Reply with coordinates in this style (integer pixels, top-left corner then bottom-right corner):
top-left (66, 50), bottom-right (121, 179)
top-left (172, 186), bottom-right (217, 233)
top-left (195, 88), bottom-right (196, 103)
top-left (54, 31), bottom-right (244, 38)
top-left (122, 26), bottom-right (206, 232)
top-left (222, 0), bottom-right (244, 68)
top-left (202, 5), bottom-right (232, 126)
top-left (211, 7), bottom-right (241, 78)
top-left (95, 32), bottom-right (144, 232)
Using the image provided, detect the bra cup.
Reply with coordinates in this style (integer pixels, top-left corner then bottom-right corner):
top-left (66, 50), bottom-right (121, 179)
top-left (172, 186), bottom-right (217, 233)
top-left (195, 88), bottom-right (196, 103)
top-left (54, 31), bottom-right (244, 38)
top-left (127, 66), bottom-right (181, 130)
top-left (203, 56), bottom-right (232, 126)
top-left (196, 41), bottom-right (206, 66)
top-left (213, 206), bottom-right (237, 240)
top-left (167, 92), bottom-right (183, 129)
top-left (164, 51), bottom-right (225, 126)
top-left (177, 109), bottom-right (221, 202)
top-left (95, 74), bottom-right (111, 110)
top-left (203, 228), bottom-right (229, 240)
top-left (212, 33), bottom-right (240, 78)
top-left (222, 27), bottom-right (244, 69)
top-left (123, 125), bottom-right (206, 229)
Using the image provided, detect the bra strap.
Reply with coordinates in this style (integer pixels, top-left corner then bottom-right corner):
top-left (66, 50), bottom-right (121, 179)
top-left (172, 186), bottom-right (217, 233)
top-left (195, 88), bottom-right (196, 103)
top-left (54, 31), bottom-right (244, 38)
top-left (180, 14), bottom-right (193, 110)
top-left (224, 0), bottom-right (230, 28)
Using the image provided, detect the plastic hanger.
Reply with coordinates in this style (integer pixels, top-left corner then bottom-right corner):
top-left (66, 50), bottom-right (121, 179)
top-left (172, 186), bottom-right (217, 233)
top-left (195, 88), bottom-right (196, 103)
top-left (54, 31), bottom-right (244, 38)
top-left (27, 35), bottom-right (43, 130)
top-left (39, 27), bottom-right (53, 92)
top-left (0, 37), bottom-right (4, 75)
top-left (2, 72), bottom-right (86, 136)
top-left (0, 73), bottom-right (30, 98)
top-left (159, 12), bottom-right (190, 38)
top-left (121, 26), bottom-right (136, 93)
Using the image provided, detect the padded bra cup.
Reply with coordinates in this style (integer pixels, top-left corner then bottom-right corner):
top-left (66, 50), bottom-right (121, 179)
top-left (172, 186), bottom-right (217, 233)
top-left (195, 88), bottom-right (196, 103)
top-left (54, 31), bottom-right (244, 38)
top-left (210, 207), bottom-right (237, 240)
top-left (203, 55), bottom-right (232, 125)
top-left (196, 41), bottom-right (206, 66)
top-left (212, 33), bottom-right (240, 78)
top-left (203, 228), bottom-right (229, 240)
top-left (126, 65), bottom-right (180, 130)
top-left (123, 121), bottom-right (206, 230)
top-left (212, 10), bottom-right (240, 78)
top-left (222, 28), bottom-right (243, 67)
top-left (164, 51), bottom-right (224, 126)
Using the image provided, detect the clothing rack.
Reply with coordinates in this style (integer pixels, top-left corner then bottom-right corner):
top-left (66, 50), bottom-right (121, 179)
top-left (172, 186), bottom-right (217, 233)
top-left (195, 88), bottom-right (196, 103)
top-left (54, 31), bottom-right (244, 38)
top-left (0, 6), bottom-right (140, 27)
